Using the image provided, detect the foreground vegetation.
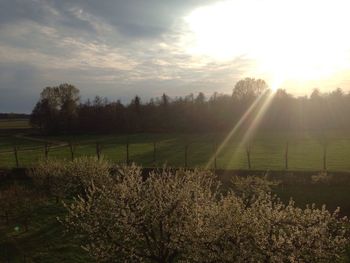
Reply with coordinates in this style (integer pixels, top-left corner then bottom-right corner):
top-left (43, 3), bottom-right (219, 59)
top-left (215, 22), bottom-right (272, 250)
top-left (1, 158), bottom-right (350, 262)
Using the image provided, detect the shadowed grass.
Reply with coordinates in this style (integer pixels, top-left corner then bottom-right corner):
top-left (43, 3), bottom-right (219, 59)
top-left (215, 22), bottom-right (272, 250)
top-left (0, 200), bottom-right (91, 263)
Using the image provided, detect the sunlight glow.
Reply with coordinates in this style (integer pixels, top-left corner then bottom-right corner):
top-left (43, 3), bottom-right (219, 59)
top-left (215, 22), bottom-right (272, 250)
top-left (185, 0), bottom-right (350, 92)
top-left (226, 91), bottom-right (276, 169)
top-left (233, 92), bottom-right (275, 154)
top-left (205, 91), bottom-right (268, 169)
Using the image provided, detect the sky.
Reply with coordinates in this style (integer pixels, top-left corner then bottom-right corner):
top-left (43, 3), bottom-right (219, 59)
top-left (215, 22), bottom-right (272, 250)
top-left (1, 0), bottom-right (350, 113)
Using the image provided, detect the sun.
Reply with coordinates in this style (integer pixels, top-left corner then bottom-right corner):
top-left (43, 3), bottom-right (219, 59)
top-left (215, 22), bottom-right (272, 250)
top-left (184, 0), bottom-right (350, 92)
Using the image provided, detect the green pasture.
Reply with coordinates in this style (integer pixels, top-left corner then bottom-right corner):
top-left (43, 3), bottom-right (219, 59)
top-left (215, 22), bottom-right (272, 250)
top-left (1, 131), bottom-right (350, 171)
top-left (0, 119), bottom-right (30, 130)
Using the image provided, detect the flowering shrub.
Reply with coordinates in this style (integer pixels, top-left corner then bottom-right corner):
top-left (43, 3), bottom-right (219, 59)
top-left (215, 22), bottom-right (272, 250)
top-left (30, 159), bottom-right (70, 202)
top-left (192, 193), bottom-right (348, 262)
top-left (311, 171), bottom-right (333, 184)
top-left (68, 156), bottom-right (111, 189)
top-left (63, 165), bottom-right (219, 262)
top-left (229, 175), bottom-right (278, 206)
top-left (59, 163), bottom-right (349, 262)
top-left (30, 157), bottom-right (111, 202)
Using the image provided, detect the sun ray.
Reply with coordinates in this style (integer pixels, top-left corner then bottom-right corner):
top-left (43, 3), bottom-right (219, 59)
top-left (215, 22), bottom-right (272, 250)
top-left (226, 91), bottom-right (276, 169)
top-left (205, 92), bottom-right (268, 169)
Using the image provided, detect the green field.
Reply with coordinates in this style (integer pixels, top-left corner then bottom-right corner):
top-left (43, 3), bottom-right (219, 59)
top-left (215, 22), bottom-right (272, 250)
top-left (1, 130), bottom-right (350, 171)
top-left (0, 119), bottom-right (30, 130)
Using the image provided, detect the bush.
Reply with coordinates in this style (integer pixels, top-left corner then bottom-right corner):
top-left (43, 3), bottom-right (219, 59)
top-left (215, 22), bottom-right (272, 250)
top-left (62, 167), bottom-right (349, 262)
top-left (30, 157), bottom-right (112, 202)
top-left (68, 156), bottom-right (112, 190)
top-left (62, 165), bottom-right (219, 262)
top-left (311, 171), bottom-right (333, 184)
top-left (193, 193), bottom-right (348, 262)
top-left (30, 159), bottom-right (70, 202)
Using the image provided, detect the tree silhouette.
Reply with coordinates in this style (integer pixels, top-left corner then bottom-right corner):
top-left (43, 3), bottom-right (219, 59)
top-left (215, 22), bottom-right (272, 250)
top-left (29, 80), bottom-right (350, 135)
top-left (30, 84), bottom-right (80, 134)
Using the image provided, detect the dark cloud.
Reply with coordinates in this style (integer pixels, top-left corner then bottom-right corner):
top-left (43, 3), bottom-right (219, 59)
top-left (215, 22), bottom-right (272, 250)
top-left (0, 62), bottom-right (43, 112)
top-left (0, 0), bottom-right (96, 34)
top-left (56, 0), bottom-right (217, 39)
top-left (0, 0), bottom-right (216, 39)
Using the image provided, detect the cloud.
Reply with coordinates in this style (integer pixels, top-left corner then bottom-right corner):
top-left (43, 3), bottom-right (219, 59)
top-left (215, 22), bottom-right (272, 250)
top-left (0, 62), bottom-right (43, 112)
top-left (0, 0), bottom-right (217, 39)
top-left (0, 0), bottom-right (256, 112)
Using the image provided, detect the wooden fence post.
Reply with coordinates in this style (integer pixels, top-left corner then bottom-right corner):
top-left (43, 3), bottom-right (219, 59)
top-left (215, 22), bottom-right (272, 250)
top-left (126, 137), bottom-right (130, 165)
top-left (44, 142), bottom-right (50, 160)
top-left (184, 144), bottom-right (189, 168)
top-left (323, 142), bottom-right (327, 171)
top-left (13, 145), bottom-right (19, 168)
top-left (213, 141), bottom-right (217, 171)
top-left (68, 141), bottom-right (75, 161)
top-left (96, 142), bottom-right (101, 160)
top-left (153, 141), bottom-right (156, 166)
top-left (285, 141), bottom-right (289, 170)
top-left (246, 143), bottom-right (251, 170)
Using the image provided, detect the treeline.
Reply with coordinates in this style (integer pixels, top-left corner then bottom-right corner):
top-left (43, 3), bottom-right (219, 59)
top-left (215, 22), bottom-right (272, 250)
top-left (30, 79), bottom-right (350, 134)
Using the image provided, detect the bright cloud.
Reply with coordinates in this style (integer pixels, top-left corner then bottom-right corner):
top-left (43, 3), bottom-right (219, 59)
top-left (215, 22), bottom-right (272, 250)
top-left (0, 0), bottom-right (349, 112)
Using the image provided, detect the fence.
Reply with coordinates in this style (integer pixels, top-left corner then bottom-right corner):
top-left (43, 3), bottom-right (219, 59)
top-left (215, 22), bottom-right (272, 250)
top-left (1, 136), bottom-right (349, 171)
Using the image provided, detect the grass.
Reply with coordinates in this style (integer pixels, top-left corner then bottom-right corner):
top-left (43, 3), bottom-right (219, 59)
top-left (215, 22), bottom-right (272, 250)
top-left (0, 199), bottom-right (91, 263)
top-left (1, 130), bottom-right (350, 171)
top-left (0, 119), bottom-right (30, 130)
top-left (275, 184), bottom-right (350, 217)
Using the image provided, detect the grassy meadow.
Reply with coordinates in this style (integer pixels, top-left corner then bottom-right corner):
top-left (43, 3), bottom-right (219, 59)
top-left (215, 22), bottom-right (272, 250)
top-left (0, 119), bottom-right (30, 130)
top-left (1, 130), bottom-right (350, 171)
